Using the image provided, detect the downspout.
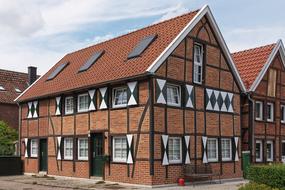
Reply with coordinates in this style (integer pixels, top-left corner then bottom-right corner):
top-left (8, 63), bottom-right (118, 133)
top-left (17, 102), bottom-right (21, 156)
top-left (247, 92), bottom-right (255, 162)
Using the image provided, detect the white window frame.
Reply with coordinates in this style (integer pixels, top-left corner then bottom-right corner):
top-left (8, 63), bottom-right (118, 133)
top-left (256, 140), bottom-right (263, 162)
top-left (64, 138), bottom-right (73, 160)
top-left (112, 87), bottom-right (128, 108)
top-left (112, 136), bottom-right (127, 163)
top-left (77, 138), bottom-right (88, 160)
top-left (266, 140), bottom-right (273, 162)
top-left (193, 43), bottom-right (203, 84)
top-left (207, 138), bottom-right (218, 162)
top-left (65, 96), bottom-right (74, 115)
top-left (168, 137), bottom-right (182, 164)
top-left (166, 84), bottom-right (181, 107)
top-left (282, 140), bottom-right (285, 163)
top-left (267, 102), bottom-right (274, 122)
top-left (255, 101), bottom-right (263, 121)
top-left (77, 93), bottom-right (89, 112)
top-left (30, 139), bottom-right (38, 157)
top-left (221, 138), bottom-right (232, 161)
top-left (281, 105), bottom-right (285, 123)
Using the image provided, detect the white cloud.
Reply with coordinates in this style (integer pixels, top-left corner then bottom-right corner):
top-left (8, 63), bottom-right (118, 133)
top-left (224, 26), bottom-right (285, 52)
top-left (0, 0), bottom-right (190, 74)
top-left (153, 3), bottom-right (189, 24)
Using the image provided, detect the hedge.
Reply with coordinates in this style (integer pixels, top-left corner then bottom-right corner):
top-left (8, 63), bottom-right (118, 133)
top-left (247, 164), bottom-right (285, 189)
top-left (239, 182), bottom-right (279, 190)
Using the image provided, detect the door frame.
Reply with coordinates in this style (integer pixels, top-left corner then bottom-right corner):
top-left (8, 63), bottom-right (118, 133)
top-left (89, 132), bottom-right (105, 178)
top-left (38, 138), bottom-right (48, 172)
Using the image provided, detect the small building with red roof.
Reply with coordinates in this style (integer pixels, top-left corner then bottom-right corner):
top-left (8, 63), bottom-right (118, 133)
top-left (233, 40), bottom-right (285, 164)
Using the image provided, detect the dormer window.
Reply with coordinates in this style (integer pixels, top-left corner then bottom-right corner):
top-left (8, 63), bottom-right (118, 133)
top-left (0, 85), bottom-right (5, 91)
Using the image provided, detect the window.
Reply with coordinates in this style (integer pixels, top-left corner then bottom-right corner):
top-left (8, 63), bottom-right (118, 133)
top-left (256, 140), bottom-right (262, 162)
top-left (282, 141), bottom-right (285, 163)
top-left (281, 105), bottom-right (285, 123)
top-left (267, 69), bottom-right (277, 97)
top-left (113, 87), bottom-right (127, 108)
top-left (166, 84), bottom-right (181, 106)
top-left (113, 136), bottom-right (127, 162)
top-left (207, 138), bottom-right (218, 162)
top-left (266, 140), bottom-right (273, 162)
top-left (15, 87), bottom-right (21, 93)
top-left (64, 138), bottom-right (73, 160)
top-left (30, 139), bottom-right (38, 157)
top-left (168, 137), bottom-right (182, 163)
top-left (255, 101), bottom-right (263, 120)
top-left (267, 102), bottom-right (274, 122)
top-left (65, 96), bottom-right (74, 114)
top-left (78, 93), bottom-right (89, 112)
top-left (193, 43), bottom-right (203, 84)
top-left (221, 138), bottom-right (232, 161)
top-left (78, 138), bottom-right (88, 160)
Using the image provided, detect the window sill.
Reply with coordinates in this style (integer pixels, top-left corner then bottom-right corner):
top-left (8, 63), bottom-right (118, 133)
top-left (166, 103), bottom-right (181, 107)
top-left (77, 158), bottom-right (88, 161)
top-left (65, 112), bottom-right (74, 115)
top-left (78, 109), bottom-right (89, 113)
top-left (112, 104), bottom-right (127, 109)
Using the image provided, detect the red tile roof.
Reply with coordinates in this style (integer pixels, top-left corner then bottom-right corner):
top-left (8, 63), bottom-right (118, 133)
top-left (16, 10), bottom-right (199, 102)
top-left (0, 69), bottom-right (29, 104)
top-left (232, 43), bottom-right (276, 90)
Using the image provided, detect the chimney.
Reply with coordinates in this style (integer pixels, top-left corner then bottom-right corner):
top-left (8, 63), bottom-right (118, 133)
top-left (28, 66), bottom-right (37, 86)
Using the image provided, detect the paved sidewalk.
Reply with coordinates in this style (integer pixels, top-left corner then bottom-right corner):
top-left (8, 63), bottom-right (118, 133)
top-left (0, 175), bottom-right (247, 190)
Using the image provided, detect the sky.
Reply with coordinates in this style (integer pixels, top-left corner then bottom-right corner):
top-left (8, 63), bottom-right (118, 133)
top-left (0, 0), bottom-right (285, 75)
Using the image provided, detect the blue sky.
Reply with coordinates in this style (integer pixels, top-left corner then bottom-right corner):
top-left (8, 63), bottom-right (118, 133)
top-left (0, 0), bottom-right (285, 74)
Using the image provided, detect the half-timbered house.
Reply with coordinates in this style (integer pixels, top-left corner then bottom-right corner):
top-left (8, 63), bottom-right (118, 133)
top-left (16, 5), bottom-right (245, 186)
top-left (233, 40), bottom-right (285, 164)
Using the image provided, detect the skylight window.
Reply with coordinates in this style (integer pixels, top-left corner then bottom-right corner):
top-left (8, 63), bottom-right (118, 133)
top-left (78, 50), bottom-right (105, 72)
top-left (15, 88), bottom-right (21, 93)
top-left (0, 85), bottom-right (4, 91)
top-left (127, 34), bottom-right (157, 59)
top-left (47, 62), bottom-right (69, 81)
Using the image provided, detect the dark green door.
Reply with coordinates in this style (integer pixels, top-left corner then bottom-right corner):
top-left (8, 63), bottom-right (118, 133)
top-left (40, 139), bottom-right (47, 171)
top-left (92, 134), bottom-right (104, 177)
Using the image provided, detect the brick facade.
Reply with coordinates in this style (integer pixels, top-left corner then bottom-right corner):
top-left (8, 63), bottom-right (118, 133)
top-left (241, 53), bottom-right (285, 163)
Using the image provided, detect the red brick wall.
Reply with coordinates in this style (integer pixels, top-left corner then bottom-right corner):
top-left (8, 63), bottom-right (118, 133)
top-left (0, 103), bottom-right (19, 130)
top-left (248, 53), bottom-right (285, 163)
top-left (153, 16), bottom-right (242, 185)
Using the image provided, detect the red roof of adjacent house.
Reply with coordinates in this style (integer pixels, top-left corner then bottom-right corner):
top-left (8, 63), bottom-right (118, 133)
top-left (232, 43), bottom-right (276, 90)
top-left (0, 69), bottom-right (29, 104)
top-left (16, 9), bottom-right (199, 102)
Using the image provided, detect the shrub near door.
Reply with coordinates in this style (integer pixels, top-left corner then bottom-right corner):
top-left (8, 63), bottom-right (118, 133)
top-left (247, 165), bottom-right (285, 189)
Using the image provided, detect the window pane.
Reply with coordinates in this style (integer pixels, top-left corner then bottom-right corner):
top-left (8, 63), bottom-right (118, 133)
top-left (221, 139), bottom-right (231, 160)
top-left (114, 88), bottom-right (127, 106)
top-left (168, 137), bottom-right (181, 162)
top-left (207, 139), bottom-right (217, 160)
top-left (113, 137), bottom-right (127, 161)
top-left (166, 85), bottom-right (180, 105)
top-left (79, 95), bottom-right (89, 111)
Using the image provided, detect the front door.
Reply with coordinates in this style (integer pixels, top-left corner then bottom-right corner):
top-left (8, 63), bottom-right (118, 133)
top-left (92, 133), bottom-right (104, 177)
top-left (39, 139), bottom-right (47, 171)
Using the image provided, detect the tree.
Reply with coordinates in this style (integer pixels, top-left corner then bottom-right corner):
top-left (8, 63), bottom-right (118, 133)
top-left (0, 121), bottom-right (18, 155)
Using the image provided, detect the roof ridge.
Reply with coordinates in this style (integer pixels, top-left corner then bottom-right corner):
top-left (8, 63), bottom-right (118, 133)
top-left (0, 68), bottom-right (29, 76)
top-left (67, 9), bottom-right (200, 56)
top-left (231, 42), bottom-right (276, 55)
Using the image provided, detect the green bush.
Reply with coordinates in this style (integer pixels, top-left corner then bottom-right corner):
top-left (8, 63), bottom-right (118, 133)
top-left (239, 182), bottom-right (279, 190)
top-left (247, 164), bottom-right (285, 190)
top-left (0, 121), bottom-right (18, 155)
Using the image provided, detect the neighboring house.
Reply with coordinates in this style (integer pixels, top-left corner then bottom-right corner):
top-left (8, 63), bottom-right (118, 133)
top-left (0, 67), bottom-right (37, 130)
top-left (16, 5), bottom-right (245, 185)
top-left (233, 40), bottom-right (285, 163)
